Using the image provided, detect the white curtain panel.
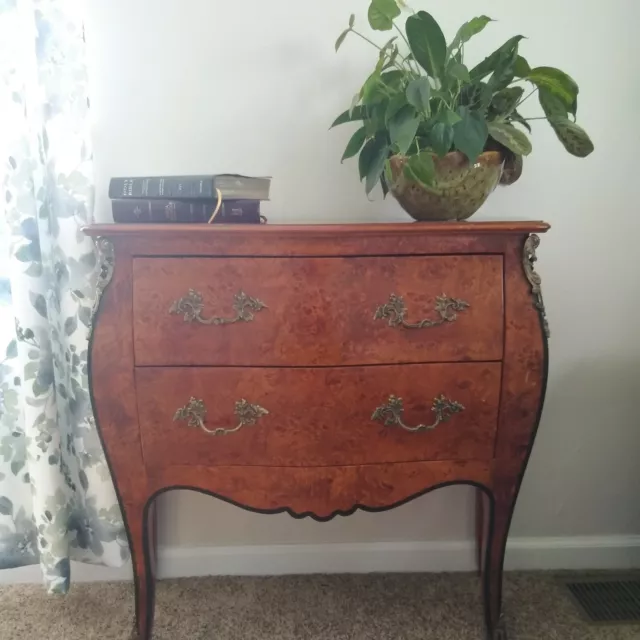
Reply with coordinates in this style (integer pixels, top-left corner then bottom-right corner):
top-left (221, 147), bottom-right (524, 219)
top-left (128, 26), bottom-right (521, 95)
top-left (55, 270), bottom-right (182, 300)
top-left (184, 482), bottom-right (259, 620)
top-left (0, 0), bottom-right (127, 592)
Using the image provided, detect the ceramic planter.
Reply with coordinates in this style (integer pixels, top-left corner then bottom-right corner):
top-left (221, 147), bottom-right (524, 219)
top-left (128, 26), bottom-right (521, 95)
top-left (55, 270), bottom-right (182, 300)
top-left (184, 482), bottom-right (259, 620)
top-left (389, 151), bottom-right (505, 221)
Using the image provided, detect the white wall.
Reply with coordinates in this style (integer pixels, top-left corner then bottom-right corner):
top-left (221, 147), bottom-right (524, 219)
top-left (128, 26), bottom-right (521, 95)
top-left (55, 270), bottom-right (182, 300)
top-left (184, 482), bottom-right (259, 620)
top-left (84, 0), bottom-right (640, 555)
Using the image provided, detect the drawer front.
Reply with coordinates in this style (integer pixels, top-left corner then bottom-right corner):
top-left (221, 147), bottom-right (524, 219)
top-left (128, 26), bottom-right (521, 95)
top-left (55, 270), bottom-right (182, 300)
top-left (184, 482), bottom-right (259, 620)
top-left (133, 255), bottom-right (503, 366)
top-left (136, 363), bottom-right (501, 468)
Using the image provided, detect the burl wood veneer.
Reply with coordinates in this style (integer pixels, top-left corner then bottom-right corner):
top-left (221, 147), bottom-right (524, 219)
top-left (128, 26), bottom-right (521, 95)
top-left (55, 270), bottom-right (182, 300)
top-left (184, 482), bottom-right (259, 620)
top-left (84, 222), bottom-right (550, 640)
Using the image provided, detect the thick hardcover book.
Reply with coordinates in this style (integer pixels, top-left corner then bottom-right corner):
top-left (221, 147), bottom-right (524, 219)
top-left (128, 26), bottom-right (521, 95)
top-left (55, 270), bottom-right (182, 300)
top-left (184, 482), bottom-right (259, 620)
top-left (109, 174), bottom-right (271, 201)
top-left (213, 200), bottom-right (262, 224)
top-left (111, 199), bottom-right (261, 224)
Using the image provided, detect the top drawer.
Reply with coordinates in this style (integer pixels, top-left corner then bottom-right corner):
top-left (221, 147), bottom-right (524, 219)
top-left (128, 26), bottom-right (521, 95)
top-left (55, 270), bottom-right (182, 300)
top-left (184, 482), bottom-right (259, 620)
top-left (132, 255), bottom-right (503, 366)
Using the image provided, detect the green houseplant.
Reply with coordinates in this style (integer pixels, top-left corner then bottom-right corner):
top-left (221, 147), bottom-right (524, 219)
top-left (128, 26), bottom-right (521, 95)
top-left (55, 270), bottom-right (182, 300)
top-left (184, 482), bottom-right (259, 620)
top-left (332, 0), bottom-right (594, 221)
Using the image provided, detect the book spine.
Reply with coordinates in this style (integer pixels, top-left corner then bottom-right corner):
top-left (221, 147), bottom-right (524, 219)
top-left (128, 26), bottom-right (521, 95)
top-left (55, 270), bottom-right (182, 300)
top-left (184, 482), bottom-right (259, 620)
top-left (111, 199), bottom-right (214, 223)
top-left (111, 199), bottom-right (261, 224)
top-left (212, 200), bottom-right (261, 224)
top-left (109, 176), bottom-right (215, 200)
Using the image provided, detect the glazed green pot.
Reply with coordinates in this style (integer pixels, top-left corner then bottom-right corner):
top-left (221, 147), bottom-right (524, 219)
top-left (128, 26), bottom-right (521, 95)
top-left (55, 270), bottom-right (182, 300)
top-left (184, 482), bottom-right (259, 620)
top-left (389, 151), bottom-right (505, 222)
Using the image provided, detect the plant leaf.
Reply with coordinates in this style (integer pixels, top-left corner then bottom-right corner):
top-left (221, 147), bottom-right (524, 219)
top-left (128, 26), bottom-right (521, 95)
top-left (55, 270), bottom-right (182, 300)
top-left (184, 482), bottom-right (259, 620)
top-left (500, 151), bottom-right (524, 185)
top-left (384, 158), bottom-right (393, 184)
top-left (453, 106), bottom-right (488, 163)
top-left (360, 73), bottom-right (377, 102)
top-left (361, 71), bottom-right (386, 105)
top-left (359, 138), bottom-right (376, 181)
top-left (448, 61), bottom-right (471, 84)
top-left (335, 28), bottom-right (350, 52)
top-left (405, 77), bottom-right (431, 112)
top-left (331, 106), bottom-right (366, 128)
top-left (528, 66), bottom-right (578, 114)
top-left (459, 81), bottom-right (493, 113)
top-left (349, 92), bottom-right (361, 116)
top-left (383, 45), bottom-right (400, 70)
top-left (380, 171), bottom-right (389, 198)
top-left (429, 122), bottom-right (454, 157)
top-left (449, 16), bottom-right (493, 54)
top-left (514, 55), bottom-right (531, 78)
top-left (359, 134), bottom-right (388, 184)
top-left (368, 0), bottom-right (398, 31)
top-left (548, 118), bottom-right (594, 157)
top-left (487, 44), bottom-right (521, 92)
top-left (364, 101), bottom-right (388, 136)
top-left (365, 137), bottom-right (391, 195)
top-left (379, 36), bottom-right (398, 54)
top-left (439, 108), bottom-right (462, 126)
top-left (341, 127), bottom-right (368, 163)
top-left (372, 0), bottom-right (401, 20)
top-left (367, 4), bottom-right (393, 31)
top-left (538, 87), bottom-right (567, 119)
top-left (470, 36), bottom-right (524, 82)
top-left (389, 105), bottom-right (420, 155)
top-left (379, 69), bottom-right (404, 90)
top-left (406, 11), bottom-right (447, 81)
top-left (490, 86), bottom-right (524, 118)
top-left (385, 94), bottom-right (406, 123)
top-left (488, 121), bottom-right (532, 156)
top-left (376, 37), bottom-right (399, 73)
top-left (511, 110), bottom-right (532, 133)
top-left (368, 6), bottom-right (392, 31)
top-left (405, 152), bottom-right (436, 187)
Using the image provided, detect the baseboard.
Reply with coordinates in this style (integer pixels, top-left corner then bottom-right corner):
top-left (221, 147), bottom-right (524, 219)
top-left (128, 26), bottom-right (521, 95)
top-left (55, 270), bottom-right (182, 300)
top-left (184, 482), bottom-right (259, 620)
top-left (2, 536), bottom-right (639, 584)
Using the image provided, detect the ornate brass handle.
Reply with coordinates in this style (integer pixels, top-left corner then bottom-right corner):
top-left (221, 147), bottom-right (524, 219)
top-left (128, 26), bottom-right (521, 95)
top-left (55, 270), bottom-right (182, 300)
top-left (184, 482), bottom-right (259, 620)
top-left (371, 395), bottom-right (465, 433)
top-left (173, 397), bottom-right (269, 436)
top-left (374, 294), bottom-right (469, 329)
top-left (169, 289), bottom-right (267, 325)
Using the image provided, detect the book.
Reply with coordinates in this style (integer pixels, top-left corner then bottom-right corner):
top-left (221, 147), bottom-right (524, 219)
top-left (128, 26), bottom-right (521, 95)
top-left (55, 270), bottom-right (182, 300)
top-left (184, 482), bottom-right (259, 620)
top-left (108, 174), bottom-right (271, 201)
top-left (213, 200), bottom-right (263, 224)
top-left (111, 199), bottom-right (261, 224)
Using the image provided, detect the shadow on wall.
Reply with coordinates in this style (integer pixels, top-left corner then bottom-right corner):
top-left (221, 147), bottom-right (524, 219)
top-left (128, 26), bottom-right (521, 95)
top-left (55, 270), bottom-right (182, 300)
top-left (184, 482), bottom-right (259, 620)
top-left (513, 355), bottom-right (640, 538)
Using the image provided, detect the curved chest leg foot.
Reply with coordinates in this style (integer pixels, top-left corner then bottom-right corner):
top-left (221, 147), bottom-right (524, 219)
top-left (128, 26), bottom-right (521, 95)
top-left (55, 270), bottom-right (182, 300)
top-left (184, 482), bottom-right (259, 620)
top-left (487, 615), bottom-right (508, 640)
top-left (483, 488), bottom-right (513, 639)
top-left (475, 487), bottom-right (488, 577)
top-left (124, 500), bottom-right (157, 640)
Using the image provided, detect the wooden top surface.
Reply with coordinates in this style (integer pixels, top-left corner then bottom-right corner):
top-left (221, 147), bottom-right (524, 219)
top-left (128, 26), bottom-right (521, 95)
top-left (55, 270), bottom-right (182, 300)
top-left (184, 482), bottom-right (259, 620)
top-left (84, 220), bottom-right (550, 238)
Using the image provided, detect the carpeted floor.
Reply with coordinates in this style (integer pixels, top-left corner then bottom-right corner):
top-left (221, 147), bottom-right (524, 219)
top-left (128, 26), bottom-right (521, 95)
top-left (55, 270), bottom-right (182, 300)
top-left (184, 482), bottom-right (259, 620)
top-left (1, 572), bottom-right (639, 639)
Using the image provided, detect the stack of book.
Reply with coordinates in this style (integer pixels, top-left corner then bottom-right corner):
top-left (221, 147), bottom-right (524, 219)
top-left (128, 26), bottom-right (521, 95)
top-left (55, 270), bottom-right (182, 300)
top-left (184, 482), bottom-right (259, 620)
top-left (109, 174), bottom-right (271, 224)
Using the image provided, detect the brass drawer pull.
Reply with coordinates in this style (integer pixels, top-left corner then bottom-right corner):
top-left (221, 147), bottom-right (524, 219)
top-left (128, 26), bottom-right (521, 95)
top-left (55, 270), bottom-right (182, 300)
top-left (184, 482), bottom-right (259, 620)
top-left (173, 397), bottom-right (269, 436)
top-left (170, 289), bottom-right (267, 325)
top-left (374, 294), bottom-right (469, 329)
top-left (372, 395), bottom-right (465, 433)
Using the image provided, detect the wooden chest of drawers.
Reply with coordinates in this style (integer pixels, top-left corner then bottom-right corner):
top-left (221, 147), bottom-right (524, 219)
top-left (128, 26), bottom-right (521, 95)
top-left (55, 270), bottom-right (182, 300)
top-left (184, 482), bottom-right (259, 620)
top-left (85, 221), bottom-right (550, 640)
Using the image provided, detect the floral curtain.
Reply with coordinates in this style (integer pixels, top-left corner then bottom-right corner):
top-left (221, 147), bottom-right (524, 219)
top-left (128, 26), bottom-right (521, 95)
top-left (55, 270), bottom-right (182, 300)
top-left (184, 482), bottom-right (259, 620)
top-left (0, 0), bottom-right (127, 591)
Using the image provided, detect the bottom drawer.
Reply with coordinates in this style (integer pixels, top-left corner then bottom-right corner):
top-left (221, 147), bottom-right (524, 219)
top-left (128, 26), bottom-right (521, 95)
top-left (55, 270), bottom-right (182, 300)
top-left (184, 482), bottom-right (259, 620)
top-left (135, 363), bottom-right (501, 468)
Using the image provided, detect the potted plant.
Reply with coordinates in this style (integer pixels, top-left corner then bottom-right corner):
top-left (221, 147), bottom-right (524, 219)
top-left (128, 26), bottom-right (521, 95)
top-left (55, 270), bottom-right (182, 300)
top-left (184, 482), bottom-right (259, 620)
top-left (332, 1), bottom-right (594, 221)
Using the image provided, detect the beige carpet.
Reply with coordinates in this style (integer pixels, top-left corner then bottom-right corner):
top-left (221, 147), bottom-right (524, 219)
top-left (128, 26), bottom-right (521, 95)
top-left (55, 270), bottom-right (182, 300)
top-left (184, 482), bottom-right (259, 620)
top-left (1, 572), bottom-right (639, 639)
